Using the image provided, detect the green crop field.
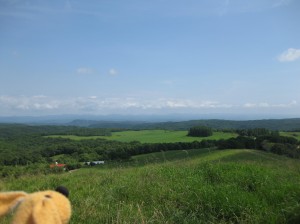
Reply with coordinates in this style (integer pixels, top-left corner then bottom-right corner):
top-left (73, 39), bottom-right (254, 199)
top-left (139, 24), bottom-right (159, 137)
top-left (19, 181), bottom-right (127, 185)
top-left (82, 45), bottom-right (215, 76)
top-left (47, 130), bottom-right (237, 143)
top-left (1, 149), bottom-right (300, 223)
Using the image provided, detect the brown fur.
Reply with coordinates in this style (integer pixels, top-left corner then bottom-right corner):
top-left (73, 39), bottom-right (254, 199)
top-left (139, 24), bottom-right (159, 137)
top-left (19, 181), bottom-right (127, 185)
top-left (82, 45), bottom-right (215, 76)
top-left (0, 189), bottom-right (71, 224)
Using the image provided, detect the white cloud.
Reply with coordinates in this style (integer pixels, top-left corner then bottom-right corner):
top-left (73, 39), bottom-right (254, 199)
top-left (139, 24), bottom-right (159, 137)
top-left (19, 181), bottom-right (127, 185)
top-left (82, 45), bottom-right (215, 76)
top-left (0, 95), bottom-right (298, 116)
top-left (0, 95), bottom-right (234, 114)
top-left (278, 48), bottom-right (300, 62)
top-left (0, 95), bottom-right (60, 111)
top-left (258, 103), bottom-right (270, 108)
top-left (290, 100), bottom-right (297, 105)
top-left (243, 101), bottom-right (297, 108)
top-left (76, 67), bottom-right (94, 75)
top-left (108, 68), bottom-right (118, 76)
top-left (244, 103), bottom-right (256, 108)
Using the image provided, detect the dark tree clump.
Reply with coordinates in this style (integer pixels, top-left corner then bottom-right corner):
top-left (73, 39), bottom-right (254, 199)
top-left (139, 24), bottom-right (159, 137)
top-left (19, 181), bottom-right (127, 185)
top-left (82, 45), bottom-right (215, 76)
top-left (187, 126), bottom-right (213, 137)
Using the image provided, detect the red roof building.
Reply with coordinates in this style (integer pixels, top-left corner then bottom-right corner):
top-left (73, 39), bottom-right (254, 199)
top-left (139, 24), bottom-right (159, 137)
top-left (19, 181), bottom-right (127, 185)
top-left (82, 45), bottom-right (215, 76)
top-left (50, 163), bottom-right (66, 168)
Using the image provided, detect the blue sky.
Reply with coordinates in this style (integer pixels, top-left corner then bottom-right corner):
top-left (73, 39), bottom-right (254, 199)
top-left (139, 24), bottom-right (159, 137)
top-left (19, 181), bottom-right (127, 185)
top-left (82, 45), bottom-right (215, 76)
top-left (0, 0), bottom-right (299, 117)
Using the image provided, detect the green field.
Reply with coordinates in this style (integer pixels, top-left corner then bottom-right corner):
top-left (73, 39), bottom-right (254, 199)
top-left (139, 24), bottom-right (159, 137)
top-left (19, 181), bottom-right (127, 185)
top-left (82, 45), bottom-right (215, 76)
top-left (1, 149), bottom-right (300, 223)
top-left (47, 130), bottom-right (237, 143)
top-left (280, 131), bottom-right (300, 141)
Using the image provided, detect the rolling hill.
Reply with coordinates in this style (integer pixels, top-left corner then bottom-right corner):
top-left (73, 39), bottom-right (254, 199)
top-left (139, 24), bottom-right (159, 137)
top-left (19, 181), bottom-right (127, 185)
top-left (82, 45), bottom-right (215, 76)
top-left (1, 149), bottom-right (300, 223)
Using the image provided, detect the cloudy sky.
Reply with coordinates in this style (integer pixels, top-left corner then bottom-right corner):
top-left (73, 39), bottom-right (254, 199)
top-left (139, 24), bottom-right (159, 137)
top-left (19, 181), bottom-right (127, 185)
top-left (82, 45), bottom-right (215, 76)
top-left (0, 0), bottom-right (299, 117)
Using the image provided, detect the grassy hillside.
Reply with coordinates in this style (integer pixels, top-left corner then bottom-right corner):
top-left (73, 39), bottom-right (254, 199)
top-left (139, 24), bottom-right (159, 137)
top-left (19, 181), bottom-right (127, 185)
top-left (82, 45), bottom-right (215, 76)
top-left (1, 149), bottom-right (300, 223)
top-left (47, 130), bottom-right (237, 143)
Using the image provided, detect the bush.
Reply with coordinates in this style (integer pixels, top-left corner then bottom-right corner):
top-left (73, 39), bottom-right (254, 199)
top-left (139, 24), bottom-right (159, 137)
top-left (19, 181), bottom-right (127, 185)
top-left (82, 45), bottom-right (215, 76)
top-left (271, 143), bottom-right (300, 159)
top-left (66, 163), bottom-right (82, 170)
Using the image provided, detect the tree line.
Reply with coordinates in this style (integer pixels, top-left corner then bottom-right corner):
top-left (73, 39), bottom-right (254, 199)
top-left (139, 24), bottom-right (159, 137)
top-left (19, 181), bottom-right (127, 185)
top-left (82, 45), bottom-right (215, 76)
top-left (88, 118), bottom-right (300, 131)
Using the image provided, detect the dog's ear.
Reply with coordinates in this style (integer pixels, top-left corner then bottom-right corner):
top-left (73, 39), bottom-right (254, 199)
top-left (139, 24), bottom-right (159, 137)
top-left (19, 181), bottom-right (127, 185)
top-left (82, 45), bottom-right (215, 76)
top-left (55, 186), bottom-right (69, 198)
top-left (0, 191), bottom-right (27, 217)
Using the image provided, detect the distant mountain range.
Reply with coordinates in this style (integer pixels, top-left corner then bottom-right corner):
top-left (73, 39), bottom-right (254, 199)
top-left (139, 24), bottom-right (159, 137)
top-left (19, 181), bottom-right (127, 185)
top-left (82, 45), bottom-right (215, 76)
top-left (0, 113), bottom-right (298, 123)
top-left (0, 114), bottom-right (300, 131)
top-left (77, 118), bottom-right (300, 131)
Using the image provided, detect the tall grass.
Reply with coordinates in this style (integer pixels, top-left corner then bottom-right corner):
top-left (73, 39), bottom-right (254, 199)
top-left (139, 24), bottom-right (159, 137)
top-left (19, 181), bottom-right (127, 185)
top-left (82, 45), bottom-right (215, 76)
top-left (1, 149), bottom-right (300, 223)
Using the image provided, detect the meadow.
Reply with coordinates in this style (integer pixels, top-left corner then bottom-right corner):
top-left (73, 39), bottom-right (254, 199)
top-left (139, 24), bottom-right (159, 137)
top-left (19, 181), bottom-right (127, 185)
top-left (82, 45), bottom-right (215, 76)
top-left (1, 149), bottom-right (300, 223)
top-left (280, 132), bottom-right (300, 141)
top-left (47, 130), bottom-right (238, 143)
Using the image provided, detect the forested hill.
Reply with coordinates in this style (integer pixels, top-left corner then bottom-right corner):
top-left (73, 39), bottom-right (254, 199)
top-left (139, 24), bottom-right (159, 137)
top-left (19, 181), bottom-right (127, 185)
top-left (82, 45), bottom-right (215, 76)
top-left (1, 118), bottom-right (300, 131)
top-left (82, 118), bottom-right (300, 131)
